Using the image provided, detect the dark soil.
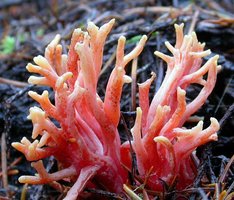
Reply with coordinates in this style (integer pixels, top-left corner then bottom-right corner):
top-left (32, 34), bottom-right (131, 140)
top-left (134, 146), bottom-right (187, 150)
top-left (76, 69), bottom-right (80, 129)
top-left (0, 0), bottom-right (233, 199)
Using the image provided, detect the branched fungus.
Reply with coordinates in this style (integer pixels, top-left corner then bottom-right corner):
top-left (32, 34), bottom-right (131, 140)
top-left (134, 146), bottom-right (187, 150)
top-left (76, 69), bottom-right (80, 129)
top-left (12, 21), bottom-right (220, 199)
top-left (12, 19), bottom-right (147, 199)
top-left (121, 24), bottom-right (220, 191)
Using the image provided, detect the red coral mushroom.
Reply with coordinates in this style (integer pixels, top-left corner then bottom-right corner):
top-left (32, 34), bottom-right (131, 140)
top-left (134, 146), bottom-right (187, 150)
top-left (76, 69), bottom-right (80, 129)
top-left (12, 19), bottom-right (147, 199)
top-left (120, 24), bottom-right (220, 191)
top-left (12, 20), bottom-right (220, 199)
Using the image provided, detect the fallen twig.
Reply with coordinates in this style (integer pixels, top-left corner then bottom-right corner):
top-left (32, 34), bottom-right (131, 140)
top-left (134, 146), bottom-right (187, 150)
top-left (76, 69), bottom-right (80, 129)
top-left (0, 77), bottom-right (29, 88)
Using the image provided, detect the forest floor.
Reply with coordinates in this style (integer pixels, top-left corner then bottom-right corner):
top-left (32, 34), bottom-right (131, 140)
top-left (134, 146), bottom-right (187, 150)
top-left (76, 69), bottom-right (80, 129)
top-left (0, 0), bottom-right (234, 199)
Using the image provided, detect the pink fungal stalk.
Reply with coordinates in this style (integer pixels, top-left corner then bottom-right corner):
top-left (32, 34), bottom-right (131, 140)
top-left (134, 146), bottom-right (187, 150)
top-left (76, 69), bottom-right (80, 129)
top-left (121, 24), bottom-right (220, 191)
top-left (12, 19), bottom-right (147, 199)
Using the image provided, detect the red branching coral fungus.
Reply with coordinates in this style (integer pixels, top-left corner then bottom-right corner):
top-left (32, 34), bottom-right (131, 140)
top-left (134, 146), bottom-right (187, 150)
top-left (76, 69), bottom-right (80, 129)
top-left (12, 19), bottom-right (147, 199)
top-left (120, 24), bottom-right (220, 191)
top-left (12, 20), bottom-right (220, 199)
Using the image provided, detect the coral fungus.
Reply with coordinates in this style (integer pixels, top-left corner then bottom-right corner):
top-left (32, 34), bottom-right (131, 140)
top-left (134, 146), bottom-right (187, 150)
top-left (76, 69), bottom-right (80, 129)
top-left (121, 24), bottom-right (220, 191)
top-left (12, 19), bottom-right (147, 199)
top-left (12, 20), bottom-right (220, 199)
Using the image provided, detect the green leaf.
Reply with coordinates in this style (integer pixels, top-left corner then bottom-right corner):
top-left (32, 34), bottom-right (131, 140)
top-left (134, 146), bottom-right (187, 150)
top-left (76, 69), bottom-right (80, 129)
top-left (0, 36), bottom-right (15, 55)
top-left (36, 28), bottom-right (44, 37)
top-left (126, 35), bottom-right (142, 45)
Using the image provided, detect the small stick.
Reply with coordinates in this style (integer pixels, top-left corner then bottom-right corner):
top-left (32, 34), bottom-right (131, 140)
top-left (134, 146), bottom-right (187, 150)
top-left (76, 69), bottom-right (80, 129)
top-left (0, 157), bottom-right (22, 177)
top-left (219, 104), bottom-right (234, 129)
top-left (188, 9), bottom-right (200, 35)
top-left (215, 74), bottom-right (233, 115)
top-left (99, 50), bottom-right (116, 77)
top-left (123, 184), bottom-right (142, 200)
top-left (9, 156), bottom-right (22, 168)
top-left (1, 132), bottom-right (9, 196)
top-left (123, 6), bottom-right (179, 17)
top-left (20, 183), bottom-right (28, 200)
top-left (131, 58), bottom-right (138, 111)
top-left (120, 113), bottom-right (136, 185)
top-left (0, 77), bottom-right (29, 88)
top-left (219, 154), bottom-right (234, 184)
top-left (85, 188), bottom-right (124, 199)
top-left (224, 180), bottom-right (234, 198)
